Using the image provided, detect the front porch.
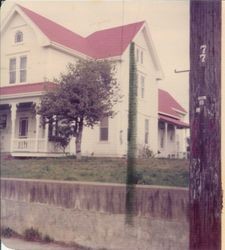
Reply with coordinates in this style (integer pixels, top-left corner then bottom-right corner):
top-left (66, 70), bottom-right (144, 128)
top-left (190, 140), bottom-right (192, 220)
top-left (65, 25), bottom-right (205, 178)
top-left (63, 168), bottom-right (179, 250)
top-left (158, 114), bottom-right (189, 159)
top-left (0, 101), bottom-right (66, 157)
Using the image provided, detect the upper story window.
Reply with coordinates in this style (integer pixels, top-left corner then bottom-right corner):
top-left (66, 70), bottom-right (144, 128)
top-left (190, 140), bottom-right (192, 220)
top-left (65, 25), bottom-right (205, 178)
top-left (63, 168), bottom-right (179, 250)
top-left (9, 58), bottom-right (16, 84)
top-left (140, 51), bottom-right (144, 64)
top-left (9, 56), bottom-right (27, 84)
top-left (141, 75), bottom-right (145, 98)
top-left (100, 117), bottom-right (109, 141)
top-left (136, 47), bottom-right (144, 64)
top-left (20, 56), bottom-right (27, 82)
top-left (15, 31), bottom-right (23, 43)
top-left (136, 48), bottom-right (139, 63)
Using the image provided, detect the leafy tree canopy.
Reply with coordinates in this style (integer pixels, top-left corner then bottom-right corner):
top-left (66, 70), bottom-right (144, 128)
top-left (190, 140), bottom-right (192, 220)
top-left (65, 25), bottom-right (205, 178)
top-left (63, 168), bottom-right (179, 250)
top-left (38, 59), bottom-right (121, 157)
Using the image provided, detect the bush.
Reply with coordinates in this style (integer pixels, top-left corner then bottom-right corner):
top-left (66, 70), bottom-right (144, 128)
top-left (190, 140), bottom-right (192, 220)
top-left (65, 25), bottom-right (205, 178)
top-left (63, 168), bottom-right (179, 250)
top-left (1, 227), bottom-right (17, 238)
top-left (24, 227), bottom-right (42, 241)
top-left (43, 234), bottom-right (53, 243)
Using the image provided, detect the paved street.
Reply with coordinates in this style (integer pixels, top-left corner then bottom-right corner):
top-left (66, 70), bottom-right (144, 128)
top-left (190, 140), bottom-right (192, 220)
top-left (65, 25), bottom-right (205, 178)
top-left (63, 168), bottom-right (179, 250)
top-left (2, 238), bottom-right (84, 250)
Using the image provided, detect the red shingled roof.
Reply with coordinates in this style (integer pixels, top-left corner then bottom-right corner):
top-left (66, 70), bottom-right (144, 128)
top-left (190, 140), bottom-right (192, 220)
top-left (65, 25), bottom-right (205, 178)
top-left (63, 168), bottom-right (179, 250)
top-left (18, 5), bottom-right (144, 59)
top-left (0, 82), bottom-right (57, 96)
top-left (86, 21), bottom-right (144, 59)
top-left (158, 89), bottom-right (187, 118)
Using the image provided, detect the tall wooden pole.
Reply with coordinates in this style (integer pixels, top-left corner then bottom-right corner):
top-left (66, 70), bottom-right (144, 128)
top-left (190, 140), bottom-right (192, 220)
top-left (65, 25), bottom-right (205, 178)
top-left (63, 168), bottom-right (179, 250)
top-left (189, 1), bottom-right (222, 249)
top-left (125, 42), bottom-right (138, 225)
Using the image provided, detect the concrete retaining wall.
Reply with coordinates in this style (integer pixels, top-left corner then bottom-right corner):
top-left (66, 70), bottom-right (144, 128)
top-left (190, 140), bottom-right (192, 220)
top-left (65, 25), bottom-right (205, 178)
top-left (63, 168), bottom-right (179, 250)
top-left (1, 178), bottom-right (189, 250)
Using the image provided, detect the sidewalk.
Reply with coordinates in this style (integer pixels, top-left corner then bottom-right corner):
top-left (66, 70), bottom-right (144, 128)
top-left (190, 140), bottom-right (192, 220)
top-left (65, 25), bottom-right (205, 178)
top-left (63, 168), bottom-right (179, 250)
top-left (2, 238), bottom-right (83, 250)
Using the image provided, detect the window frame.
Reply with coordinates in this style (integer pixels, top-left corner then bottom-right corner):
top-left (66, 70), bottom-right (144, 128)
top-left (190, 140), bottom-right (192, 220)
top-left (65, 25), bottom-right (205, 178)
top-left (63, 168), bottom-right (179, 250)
top-left (140, 50), bottom-right (143, 64)
top-left (9, 58), bottom-right (16, 84)
top-left (15, 31), bottom-right (23, 43)
top-left (160, 130), bottom-right (164, 148)
top-left (136, 48), bottom-right (139, 63)
top-left (141, 75), bottom-right (145, 98)
top-left (0, 114), bottom-right (7, 129)
top-left (100, 117), bottom-right (109, 141)
top-left (20, 56), bottom-right (27, 83)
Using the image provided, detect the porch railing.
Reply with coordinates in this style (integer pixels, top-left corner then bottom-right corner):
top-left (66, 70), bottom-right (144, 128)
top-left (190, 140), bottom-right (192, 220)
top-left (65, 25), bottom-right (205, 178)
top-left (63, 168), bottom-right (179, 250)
top-left (12, 138), bottom-right (45, 152)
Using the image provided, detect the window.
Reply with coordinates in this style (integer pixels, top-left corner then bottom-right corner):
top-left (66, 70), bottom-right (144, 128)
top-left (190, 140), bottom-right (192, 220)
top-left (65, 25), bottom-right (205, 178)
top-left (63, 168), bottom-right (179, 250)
top-left (0, 114), bottom-right (7, 129)
top-left (141, 75), bottom-right (145, 98)
top-left (136, 48), bottom-right (139, 62)
top-left (9, 56), bottom-right (27, 83)
top-left (15, 31), bottom-right (23, 43)
top-left (100, 117), bottom-right (109, 141)
top-left (20, 56), bottom-right (27, 82)
top-left (140, 51), bottom-right (143, 64)
top-left (145, 119), bottom-right (149, 144)
top-left (170, 129), bottom-right (175, 141)
top-left (19, 117), bottom-right (28, 137)
top-left (160, 132), bottom-right (164, 148)
top-left (9, 58), bottom-right (16, 84)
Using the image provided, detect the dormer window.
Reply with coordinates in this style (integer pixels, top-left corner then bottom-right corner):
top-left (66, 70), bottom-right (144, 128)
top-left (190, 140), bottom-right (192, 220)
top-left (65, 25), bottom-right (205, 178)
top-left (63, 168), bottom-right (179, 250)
top-left (15, 31), bottom-right (23, 43)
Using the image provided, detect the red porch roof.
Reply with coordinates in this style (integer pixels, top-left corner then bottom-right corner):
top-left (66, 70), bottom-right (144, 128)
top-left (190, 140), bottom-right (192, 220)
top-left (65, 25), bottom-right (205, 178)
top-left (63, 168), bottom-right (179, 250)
top-left (0, 82), bottom-right (57, 96)
top-left (159, 114), bottom-right (189, 128)
top-left (158, 89), bottom-right (187, 117)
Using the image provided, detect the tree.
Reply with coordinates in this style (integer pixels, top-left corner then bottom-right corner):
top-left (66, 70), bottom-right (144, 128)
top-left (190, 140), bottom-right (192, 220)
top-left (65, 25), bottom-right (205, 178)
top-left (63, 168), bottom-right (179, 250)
top-left (38, 60), bottom-right (120, 159)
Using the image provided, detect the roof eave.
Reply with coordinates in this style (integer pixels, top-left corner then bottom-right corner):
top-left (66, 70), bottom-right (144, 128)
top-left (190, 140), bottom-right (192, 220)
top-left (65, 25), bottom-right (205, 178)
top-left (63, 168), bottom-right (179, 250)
top-left (158, 111), bottom-right (180, 120)
top-left (49, 41), bottom-right (92, 60)
top-left (140, 22), bottom-right (164, 80)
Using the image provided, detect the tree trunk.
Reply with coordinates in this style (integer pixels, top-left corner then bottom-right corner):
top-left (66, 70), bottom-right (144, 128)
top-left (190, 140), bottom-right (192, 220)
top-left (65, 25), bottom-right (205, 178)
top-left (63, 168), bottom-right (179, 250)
top-left (189, 1), bottom-right (222, 249)
top-left (75, 124), bottom-right (83, 160)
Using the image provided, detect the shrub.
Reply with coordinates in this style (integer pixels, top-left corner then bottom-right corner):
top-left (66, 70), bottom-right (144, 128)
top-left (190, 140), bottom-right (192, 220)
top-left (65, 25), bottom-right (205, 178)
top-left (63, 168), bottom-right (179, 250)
top-left (24, 227), bottom-right (42, 241)
top-left (1, 227), bottom-right (17, 238)
top-left (43, 234), bottom-right (53, 243)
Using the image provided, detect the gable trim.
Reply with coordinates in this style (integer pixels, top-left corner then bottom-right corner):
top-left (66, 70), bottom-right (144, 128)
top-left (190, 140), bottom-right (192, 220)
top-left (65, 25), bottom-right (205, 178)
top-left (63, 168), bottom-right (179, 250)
top-left (1, 5), bottom-right (50, 47)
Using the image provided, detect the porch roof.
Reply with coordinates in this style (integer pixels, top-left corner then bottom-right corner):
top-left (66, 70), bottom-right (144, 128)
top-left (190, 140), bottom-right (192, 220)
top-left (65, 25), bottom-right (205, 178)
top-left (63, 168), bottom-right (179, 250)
top-left (158, 89), bottom-right (187, 118)
top-left (0, 82), bottom-right (57, 96)
top-left (159, 114), bottom-right (189, 128)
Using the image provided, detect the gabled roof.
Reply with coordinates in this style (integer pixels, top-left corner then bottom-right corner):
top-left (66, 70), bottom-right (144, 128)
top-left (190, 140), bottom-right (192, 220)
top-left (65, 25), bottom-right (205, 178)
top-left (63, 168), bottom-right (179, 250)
top-left (18, 5), bottom-right (144, 59)
top-left (18, 5), bottom-right (91, 57)
top-left (158, 89), bottom-right (187, 118)
top-left (86, 21), bottom-right (144, 59)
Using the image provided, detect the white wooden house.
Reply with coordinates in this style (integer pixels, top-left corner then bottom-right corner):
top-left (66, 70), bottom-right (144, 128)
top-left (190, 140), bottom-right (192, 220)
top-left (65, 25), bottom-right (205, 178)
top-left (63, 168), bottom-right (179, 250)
top-left (0, 5), bottom-right (189, 158)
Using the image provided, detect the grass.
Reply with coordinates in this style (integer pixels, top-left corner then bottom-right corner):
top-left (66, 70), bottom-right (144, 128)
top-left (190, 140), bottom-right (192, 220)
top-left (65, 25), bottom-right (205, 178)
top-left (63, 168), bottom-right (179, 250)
top-left (0, 156), bottom-right (189, 187)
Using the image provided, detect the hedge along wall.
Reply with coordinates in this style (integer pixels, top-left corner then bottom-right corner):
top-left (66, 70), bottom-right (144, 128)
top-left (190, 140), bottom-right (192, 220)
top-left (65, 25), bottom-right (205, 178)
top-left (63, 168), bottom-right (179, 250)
top-left (1, 178), bottom-right (189, 250)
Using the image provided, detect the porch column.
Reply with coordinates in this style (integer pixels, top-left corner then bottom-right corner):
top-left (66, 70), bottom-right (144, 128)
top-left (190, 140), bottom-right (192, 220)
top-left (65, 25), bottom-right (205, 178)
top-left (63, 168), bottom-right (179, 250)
top-left (10, 103), bottom-right (17, 152)
top-left (44, 121), bottom-right (49, 152)
top-left (164, 122), bottom-right (168, 157)
top-left (35, 114), bottom-right (41, 152)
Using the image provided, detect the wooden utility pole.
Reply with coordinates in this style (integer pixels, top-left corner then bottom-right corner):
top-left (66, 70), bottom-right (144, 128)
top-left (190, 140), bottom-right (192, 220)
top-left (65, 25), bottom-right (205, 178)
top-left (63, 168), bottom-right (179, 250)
top-left (125, 42), bottom-right (138, 225)
top-left (189, 1), bottom-right (222, 249)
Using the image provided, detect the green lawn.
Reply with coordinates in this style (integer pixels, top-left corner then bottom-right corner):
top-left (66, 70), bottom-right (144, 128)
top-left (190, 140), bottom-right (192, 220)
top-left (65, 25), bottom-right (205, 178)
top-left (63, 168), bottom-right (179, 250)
top-left (1, 156), bottom-right (189, 187)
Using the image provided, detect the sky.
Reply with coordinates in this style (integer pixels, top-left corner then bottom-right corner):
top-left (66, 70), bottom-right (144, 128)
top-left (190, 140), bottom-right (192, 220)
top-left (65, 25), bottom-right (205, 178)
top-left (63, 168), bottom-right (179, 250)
top-left (1, 0), bottom-right (224, 116)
